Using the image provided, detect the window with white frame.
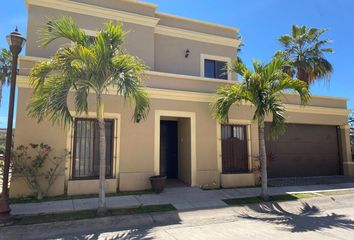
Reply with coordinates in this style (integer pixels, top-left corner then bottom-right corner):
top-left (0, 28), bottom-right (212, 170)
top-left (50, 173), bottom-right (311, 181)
top-left (201, 54), bottom-right (231, 80)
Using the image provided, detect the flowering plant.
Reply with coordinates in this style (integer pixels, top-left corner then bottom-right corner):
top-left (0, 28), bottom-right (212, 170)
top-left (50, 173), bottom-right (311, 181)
top-left (12, 143), bottom-right (65, 200)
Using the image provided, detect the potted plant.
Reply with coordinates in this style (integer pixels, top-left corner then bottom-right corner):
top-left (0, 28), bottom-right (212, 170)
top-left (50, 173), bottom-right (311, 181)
top-left (149, 175), bottom-right (167, 193)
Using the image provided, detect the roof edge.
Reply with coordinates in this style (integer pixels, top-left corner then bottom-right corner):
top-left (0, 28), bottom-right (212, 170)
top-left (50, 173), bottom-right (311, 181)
top-left (156, 12), bottom-right (239, 33)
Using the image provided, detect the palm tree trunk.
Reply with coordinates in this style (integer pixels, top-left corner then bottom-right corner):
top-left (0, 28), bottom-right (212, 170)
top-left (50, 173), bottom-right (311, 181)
top-left (0, 81), bottom-right (3, 107)
top-left (96, 93), bottom-right (107, 215)
top-left (258, 123), bottom-right (269, 201)
top-left (297, 68), bottom-right (309, 86)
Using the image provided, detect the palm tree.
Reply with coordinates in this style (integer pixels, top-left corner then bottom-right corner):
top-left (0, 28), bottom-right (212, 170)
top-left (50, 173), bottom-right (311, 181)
top-left (349, 114), bottom-right (353, 149)
top-left (236, 32), bottom-right (244, 64)
top-left (0, 48), bottom-right (12, 106)
top-left (275, 25), bottom-right (333, 86)
top-left (28, 17), bottom-right (150, 214)
top-left (350, 115), bottom-right (353, 134)
top-left (211, 58), bottom-right (310, 200)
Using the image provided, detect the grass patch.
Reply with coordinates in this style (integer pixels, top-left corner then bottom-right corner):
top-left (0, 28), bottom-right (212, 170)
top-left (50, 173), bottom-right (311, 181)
top-left (223, 193), bottom-right (315, 206)
top-left (316, 190), bottom-right (354, 196)
top-left (223, 196), bottom-right (262, 205)
top-left (270, 193), bottom-right (314, 201)
top-left (16, 204), bottom-right (176, 225)
top-left (9, 189), bottom-right (154, 204)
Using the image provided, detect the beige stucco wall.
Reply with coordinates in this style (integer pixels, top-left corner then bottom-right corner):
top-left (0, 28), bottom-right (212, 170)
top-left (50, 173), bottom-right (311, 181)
top-left (283, 94), bottom-right (347, 109)
top-left (154, 34), bottom-right (236, 78)
top-left (340, 126), bottom-right (354, 177)
top-left (10, 84), bottom-right (351, 198)
top-left (26, 6), bottom-right (156, 69)
top-left (281, 112), bottom-right (348, 126)
top-left (25, 1), bottom-right (239, 76)
top-left (67, 179), bottom-right (118, 196)
top-left (10, 86), bottom-right (67, 198)
top-left (221, 173), bottom-right (256, 188)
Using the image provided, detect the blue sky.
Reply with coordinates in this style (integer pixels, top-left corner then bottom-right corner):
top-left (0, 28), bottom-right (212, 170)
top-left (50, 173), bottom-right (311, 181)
top-left (0, 0), bottom-right (353, 128)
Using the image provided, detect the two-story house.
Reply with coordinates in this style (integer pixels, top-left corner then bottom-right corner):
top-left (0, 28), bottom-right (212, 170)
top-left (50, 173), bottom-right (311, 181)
top-left (11, 0), bottom-right (353, 197)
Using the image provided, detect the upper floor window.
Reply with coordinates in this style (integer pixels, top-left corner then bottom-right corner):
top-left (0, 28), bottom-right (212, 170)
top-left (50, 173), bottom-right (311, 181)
top-left (204, 59), bottom-right (228, 80)
top-left (201, 54), bottom-right (231, 80)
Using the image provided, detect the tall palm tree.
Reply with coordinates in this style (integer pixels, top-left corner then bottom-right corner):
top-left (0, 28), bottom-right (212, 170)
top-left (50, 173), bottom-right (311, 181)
top-left (350, 114), bottom-right (354, 159)
top-left (0, 48), bottom-right (12, 106)
top-left (28, 17), bottom-right (150, 214)
top-left (275, 25), bottom-right (333, 86)
top-left (236, 32), bottom-right (244, 64)
top-left (211, 58), bottom-right (310, 200)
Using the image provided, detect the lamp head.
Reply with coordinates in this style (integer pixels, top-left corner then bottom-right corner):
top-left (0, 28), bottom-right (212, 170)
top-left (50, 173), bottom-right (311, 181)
top-left (6, 27), bottom-right (26, 55)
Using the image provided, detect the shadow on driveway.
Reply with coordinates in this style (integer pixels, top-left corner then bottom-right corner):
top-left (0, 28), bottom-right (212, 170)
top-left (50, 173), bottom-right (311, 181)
top-left (0, 211), bottom-right (182, 240)
top-left (58, 228), bottom-right (153, 240)
top-left (240, 202), bottom-right (354, 232)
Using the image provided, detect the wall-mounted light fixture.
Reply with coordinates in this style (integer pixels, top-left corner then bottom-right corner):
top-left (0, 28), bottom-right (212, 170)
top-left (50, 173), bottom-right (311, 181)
top-left (185, 49), bottom-right (190, 58)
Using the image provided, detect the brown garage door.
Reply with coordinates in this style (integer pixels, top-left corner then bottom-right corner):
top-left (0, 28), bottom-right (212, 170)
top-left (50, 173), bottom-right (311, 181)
top-left (265, 123), bottom-right (341, 178)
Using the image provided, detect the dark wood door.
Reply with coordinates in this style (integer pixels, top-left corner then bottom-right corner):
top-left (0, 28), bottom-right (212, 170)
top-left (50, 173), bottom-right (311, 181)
top-left (160, 121), bottom-right (178, 178)
top-left (265, 123), bottom-right (341, 178)
top-left (221, 125), bottom-right (249, 173)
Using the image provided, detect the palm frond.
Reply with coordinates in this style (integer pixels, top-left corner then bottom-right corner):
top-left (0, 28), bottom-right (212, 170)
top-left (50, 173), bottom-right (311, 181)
top-left (268, 95), bottom-right (285, 138)
top-left (276, 24), bottom-right (333, 85)
top-left (74, 86), bottom-right (89, 115)
top-left (0, 48), bottom-right (12, 85)
top-left (211, 84), bottom-right (249, 123)
top-left (278, 35), bottom-right (292, 48)
top-left (129, 87), bottom-right (150, 123)
top-left (28, 76), bottom-right (74, 126)
top-left (39, 16), bottom-right (90, 47)
top-left (110, 53), bottom-right (150, 122)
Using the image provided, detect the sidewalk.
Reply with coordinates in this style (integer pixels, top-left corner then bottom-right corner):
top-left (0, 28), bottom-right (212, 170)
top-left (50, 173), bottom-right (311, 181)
top-left (3, 192), bottom-right (354, 240)
top-left (10, 182), bottom-right (354, 215)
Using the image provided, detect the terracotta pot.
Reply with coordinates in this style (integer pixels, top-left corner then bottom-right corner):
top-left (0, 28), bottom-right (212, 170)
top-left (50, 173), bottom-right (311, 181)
top-left (150, 175), bottom-right (167, 194)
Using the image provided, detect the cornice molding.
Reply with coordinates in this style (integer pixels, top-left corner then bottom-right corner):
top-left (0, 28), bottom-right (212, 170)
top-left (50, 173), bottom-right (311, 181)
top-left (146, 70), bottom-right (237, 84)
top-left (155, 25), bottom-right (240, 47)
top-left (155, 12), bottom-right (238, 32)
top-left (26, 0), bottom-right (160, 27)
top-left (17, 75), bottom-right (350, 116)
top-left (121, 0), bottom-right (158, 9)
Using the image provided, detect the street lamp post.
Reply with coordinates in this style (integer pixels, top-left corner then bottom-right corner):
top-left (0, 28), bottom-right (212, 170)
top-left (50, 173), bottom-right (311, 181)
top-left (0, 27), bottom-right (26, 226)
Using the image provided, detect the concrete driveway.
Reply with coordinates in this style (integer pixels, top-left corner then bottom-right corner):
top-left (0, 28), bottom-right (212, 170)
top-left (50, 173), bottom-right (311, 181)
top-left (1, 193), bottom-right (354, 240)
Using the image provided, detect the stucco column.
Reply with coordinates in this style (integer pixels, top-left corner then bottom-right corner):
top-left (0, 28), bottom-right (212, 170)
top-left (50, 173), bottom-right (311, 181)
top-left (339, 125), bottom-right (354, 176)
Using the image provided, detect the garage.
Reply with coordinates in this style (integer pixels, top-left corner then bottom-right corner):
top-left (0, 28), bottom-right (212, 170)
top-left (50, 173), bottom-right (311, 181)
top-left (265, 123), bottom-right (342, 178)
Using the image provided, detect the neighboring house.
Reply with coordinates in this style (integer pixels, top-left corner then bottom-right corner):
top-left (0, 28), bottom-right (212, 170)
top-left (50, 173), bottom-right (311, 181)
top-left (11, 0), bottom-right (353, 198)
